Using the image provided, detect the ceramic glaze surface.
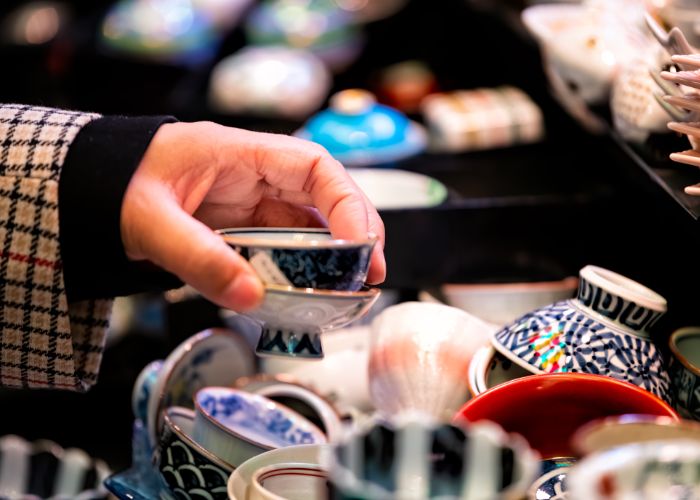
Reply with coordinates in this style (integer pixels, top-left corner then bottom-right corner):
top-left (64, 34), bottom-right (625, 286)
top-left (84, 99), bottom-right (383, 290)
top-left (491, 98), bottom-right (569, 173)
top-left (493, 266), bottom-right (671, 402)
top-left (251, 463), bottom-right (327, 500)
top-left (670, 328), bottom-right (700, 421)
top-left (323, 419), bottom-right (539, 500)
top-left (568, 440), bottom-right (700, 500)
top-left (132, 359), bottom-right (163, 424)
top-left (156, 408), bottom-right (233, 500)
top-left (369, 302), bottom-right (497, 421)
top-left (220, 228), bottom-right (374, 291)
top-left (527, 457), bottom-right (574, 500)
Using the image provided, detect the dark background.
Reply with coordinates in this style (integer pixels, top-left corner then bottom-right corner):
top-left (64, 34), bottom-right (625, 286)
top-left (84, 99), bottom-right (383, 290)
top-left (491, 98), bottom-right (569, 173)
top-left (0, 0), bottom-right (698, 472)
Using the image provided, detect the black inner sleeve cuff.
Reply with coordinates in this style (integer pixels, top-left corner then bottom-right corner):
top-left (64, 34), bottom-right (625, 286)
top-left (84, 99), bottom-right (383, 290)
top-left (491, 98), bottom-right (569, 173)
top-left (59, 115), bottom-right (183, 302)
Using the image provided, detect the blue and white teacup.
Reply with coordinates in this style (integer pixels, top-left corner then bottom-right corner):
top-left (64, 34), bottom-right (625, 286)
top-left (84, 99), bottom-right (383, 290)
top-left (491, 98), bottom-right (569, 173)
top-left (669, 327), bottom-right (700, 421)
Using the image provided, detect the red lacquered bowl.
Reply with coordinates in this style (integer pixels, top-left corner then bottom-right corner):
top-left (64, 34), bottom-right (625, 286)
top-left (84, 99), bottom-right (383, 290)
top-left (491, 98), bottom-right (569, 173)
top-left (453, 373), bottom-right (678, 459)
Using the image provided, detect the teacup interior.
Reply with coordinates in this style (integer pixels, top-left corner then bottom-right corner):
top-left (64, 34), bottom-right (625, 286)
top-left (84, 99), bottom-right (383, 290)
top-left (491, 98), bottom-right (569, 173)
top-left (223, 230), bottom-right (332, 243)
top-left (675, 333), bottom-right (700, 367)
top-left (267, 395), bottom-right (326, 435)
top-left (255, 464), bottom-right (328, 500)
top-left (485, 352), bottom-right (531, 389)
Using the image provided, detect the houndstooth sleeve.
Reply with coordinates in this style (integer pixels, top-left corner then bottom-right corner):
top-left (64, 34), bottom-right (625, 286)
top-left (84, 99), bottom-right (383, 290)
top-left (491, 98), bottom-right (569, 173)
top-left (0, 104), bottom-right (110, 391)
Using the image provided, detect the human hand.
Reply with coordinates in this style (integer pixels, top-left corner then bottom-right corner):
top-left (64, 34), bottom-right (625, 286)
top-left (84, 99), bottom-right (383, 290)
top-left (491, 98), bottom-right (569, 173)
top-left (120, 121), bottom-right (386, 311)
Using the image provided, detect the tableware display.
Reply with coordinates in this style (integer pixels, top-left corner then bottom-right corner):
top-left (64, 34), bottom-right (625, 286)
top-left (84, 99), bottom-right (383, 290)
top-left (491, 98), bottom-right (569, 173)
top-left (241, 285), bottom-right (380, 359)
top-left (567, 440), bottom-right (700, 500)
top-left (100, 0), bottom-right (218, 64)
top-left (244, 0), bottom-right (363, 71)
top-left (192, 387), bottom-right (327, 467)
top-left (234, 374), bottom-right (345, 441)
top-left (369, 302), bottom-right (497, 421)
top-left (295, 89), bottom-right (428, 166)
top-left (347, 168), bottom-right (448, 210)
top-left (572, 414), bottom-right (700, 455)
top-left (208, 46), bottom-right (331, 119)
top-left (155, 407), bottom-right (234, 500)
top-left (219, 227), bottom-right (375, 291)
top-left (442, 276), bottom-right (578, 326)
top-left (468, 345), bottom-right (531, 397)
top-left (455, 373), bottom-right (678, 459)
top-left (228, 444), bottom-right (326, 500)
top-left (250, 462), bottom-right (327, 500)
top-left (146, 328), bottom-right (256, 448)
top-left (0, 435), bottom-right (110, 500)
top-left (492, 265), bottom-right (672, 402)
top-left (526, 457), bottom-right (574, 500)
top-left (669, 326), bottom-right (700, 420)
top-left (376, 60), bottom-right (437, 113)
top-left (421, 86), bottom-right (544, 152)
top-left (323, 418), bottom-right (540, 500)
top-left (262, 325), bottom-right (374, 412)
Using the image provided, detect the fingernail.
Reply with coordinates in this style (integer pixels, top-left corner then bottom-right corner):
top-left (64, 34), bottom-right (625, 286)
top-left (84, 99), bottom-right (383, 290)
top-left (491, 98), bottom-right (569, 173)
top-left (229, 273), bottom-right (264, 311)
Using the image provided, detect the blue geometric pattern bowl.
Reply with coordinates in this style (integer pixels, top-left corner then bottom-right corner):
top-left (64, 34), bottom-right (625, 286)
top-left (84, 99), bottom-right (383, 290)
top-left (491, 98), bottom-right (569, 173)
top-left (218, 228), bottom-right (375, 291)
top-left (492, 265), bottom-right (672, 402)
top-left (296, 89), bottom-right (427, 166)
top-left (193, 387), bottom-right (327, 467)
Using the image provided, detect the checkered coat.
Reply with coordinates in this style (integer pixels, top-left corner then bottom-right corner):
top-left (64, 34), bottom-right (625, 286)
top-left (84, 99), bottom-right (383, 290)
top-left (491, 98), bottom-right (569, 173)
top-left (0, 104), bottom-right (112, 392)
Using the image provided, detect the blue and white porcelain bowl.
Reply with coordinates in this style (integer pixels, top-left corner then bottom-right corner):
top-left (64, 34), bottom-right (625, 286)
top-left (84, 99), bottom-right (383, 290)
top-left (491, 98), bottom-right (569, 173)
top-left (669, 327), bottom-right (700, 421)
top-left (322, 417), bottom-right (539, 500)
top-left (234, 285), bottom-right (380, 359)
top-left (193, 387), bottom-right (327, 467)
top-left (218, 228), bottom-right (375, 291)
top-left (296, 89), bottom-right (428, 167)
top-left (155, 407), bottom-right (234, 500)
top-left (492, 265), bottom-right (672, 402)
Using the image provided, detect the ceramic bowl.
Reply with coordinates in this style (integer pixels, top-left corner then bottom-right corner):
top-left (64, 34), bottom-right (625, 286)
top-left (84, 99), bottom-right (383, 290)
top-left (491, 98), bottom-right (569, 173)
top-left (295, 89), bottom-right (428, 167)
top-left (132, 359), bottom-right (163, 424)
top-left (218, 228), bottom-right (375, 291)
top-left (322, 417), bottom-right (540, 500)
top-left (527, 457), bottom-right (575, 500)
top-left (442, 276), bottom-right (578, 326)
top-left (244, 0), bottom-right (363, 71)
top-left (669, 327), bottom-right (700, 420)
top-left (567, 440), bottom-right (700, 500)
top-left (455, 373), bottom-right (678, 459)
top-left (0, 435), bottom-right (110, 500)
top-left (208, 46), bottom-right (331, 119)
top-left (347, 168), bottom-right (448, 210)
top-left (369, 302), bottom-right (497, 421)
top-left (155, 407), bottom-right (234, 500)
top-left (241, 285), bottom-right (380, 359)
top-left (468, 345), bottom-right (531, 397)
top-left (234, 374), bottom-right (345, 442)
top-left (146, 328), bottom-right (256, 448)
top-left (99, 0), bottom-right (218, 64)
top-left (492, 265), bottom-right (672, 402)
top-left (261, 325), bottom-right (374, 412)
top-left (228, 444), bottom-right (327, 500)
top-left (250, 462), bottom-right (327, 500)
top-left (192, 387), bottom-right (327, 467)
top-left (572, 414), bottom-right (700, 456)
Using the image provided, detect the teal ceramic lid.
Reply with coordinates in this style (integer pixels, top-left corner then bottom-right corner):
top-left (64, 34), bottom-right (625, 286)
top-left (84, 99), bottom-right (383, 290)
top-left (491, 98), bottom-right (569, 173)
top-left (296, 89), bottom-right (427, 166)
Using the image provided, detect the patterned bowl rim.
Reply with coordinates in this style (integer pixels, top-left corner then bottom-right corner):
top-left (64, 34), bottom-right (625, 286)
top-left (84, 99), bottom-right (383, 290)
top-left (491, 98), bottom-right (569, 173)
top-left (194, 386), bottom-right (328, 450)
top-left (217, 227), bottom-right (377, 249)
top-left (669, 327), bottom-right (700, 376)
top-left (263, 284), bottom-right (380, 299)
top-left (580, 265), bottom-right (667, 313)
top-left (571, 413), bottom-right (700, 456)
top-left (250, 462), bottom-right (327, 500)
top-left (162, 406), bottom-right (236, 471)
top-left (455, 373), bottom-right (679, 424)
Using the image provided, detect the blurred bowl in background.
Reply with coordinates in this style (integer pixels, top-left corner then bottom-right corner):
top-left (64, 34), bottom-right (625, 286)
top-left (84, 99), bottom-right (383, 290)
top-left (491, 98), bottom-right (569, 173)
top-left (347, 168), bottom-right (448, 210)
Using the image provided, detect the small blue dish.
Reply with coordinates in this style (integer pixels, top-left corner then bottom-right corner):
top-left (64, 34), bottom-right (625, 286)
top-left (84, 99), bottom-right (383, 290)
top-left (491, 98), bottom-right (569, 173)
top-left (218, 227), bottom-right (375, 291)
top-left (296, 89), bottom-right (428, 166)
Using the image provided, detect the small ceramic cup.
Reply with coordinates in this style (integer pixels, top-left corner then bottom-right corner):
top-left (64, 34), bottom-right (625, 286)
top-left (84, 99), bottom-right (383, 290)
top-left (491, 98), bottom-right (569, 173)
top-left (192, 387), bottom-right (327, 467)
top-left (218, 228), bottom-right (376, 291)
top-left (250, 463), bottom-right (328, 500)
top-left (669, 327), bottom-right (700, 421)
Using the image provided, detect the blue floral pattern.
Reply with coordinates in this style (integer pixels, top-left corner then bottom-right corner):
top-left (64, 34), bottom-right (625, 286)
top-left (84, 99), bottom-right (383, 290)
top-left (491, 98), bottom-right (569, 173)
top-left (199, 392), bottom-right (319, 446)
top-left (493, 300), bottom-right (672, 402)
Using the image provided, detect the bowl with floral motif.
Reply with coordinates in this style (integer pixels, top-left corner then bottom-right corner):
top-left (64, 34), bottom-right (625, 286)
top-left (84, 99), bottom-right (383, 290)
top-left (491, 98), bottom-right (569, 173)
top-left (192, 387), bottom-right (327, 467)
top-left (218, 227), bottom-right (376, 291)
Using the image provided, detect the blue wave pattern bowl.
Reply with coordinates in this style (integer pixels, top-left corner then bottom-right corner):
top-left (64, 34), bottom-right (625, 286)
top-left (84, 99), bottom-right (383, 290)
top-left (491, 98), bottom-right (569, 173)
top-left (492, 265), bottom-right (672, 402)
top-left (193, 387), bottom-right (326, 467)
top-left (296, 89), bottom-right (428, 166)
top-left (219, 228), bottom-right (375, 291)
top-left (155, 407), bottom-right (234, 500)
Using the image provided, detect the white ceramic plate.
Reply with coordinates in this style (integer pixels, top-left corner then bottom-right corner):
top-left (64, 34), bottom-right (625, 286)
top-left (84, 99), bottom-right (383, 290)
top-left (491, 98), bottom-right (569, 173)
top-left (347, 168), bottom-right (448, 210)
top-left (227, 444), bottom-right (327, 500)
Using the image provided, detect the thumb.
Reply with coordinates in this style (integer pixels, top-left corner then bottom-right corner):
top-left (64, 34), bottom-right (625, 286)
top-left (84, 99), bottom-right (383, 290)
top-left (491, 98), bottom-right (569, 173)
top-left (134, 195), bottom-right (264, 311)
